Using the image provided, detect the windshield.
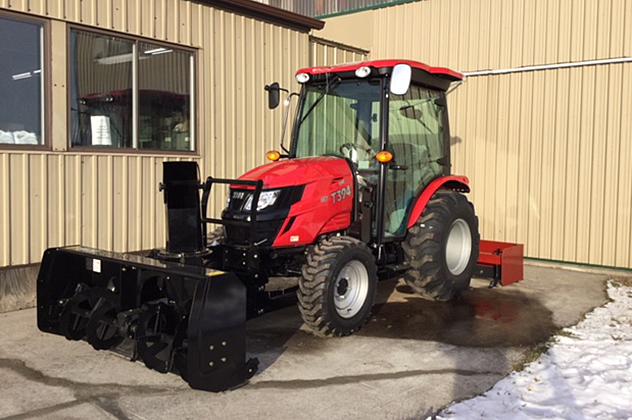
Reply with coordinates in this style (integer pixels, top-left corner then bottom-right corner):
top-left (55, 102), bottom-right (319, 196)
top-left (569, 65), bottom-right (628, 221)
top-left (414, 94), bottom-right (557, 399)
top-left (293, 79), bottom-right (382, 169)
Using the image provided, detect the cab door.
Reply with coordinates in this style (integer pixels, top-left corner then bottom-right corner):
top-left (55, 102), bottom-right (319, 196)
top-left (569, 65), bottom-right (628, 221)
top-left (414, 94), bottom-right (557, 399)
top-left (384, 85), bottom-right (447, 237)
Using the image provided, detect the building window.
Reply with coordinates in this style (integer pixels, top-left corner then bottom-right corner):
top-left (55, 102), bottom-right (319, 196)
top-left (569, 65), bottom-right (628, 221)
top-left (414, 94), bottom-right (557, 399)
top-left (0, 14), bottom-right (45, 146)
top-left (70, 29), bottom-right (195, 151)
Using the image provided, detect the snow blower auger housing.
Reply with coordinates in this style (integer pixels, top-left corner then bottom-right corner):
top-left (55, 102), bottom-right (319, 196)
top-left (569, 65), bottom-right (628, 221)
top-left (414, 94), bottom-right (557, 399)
top-left (37, 59), bottom-right (503, 392)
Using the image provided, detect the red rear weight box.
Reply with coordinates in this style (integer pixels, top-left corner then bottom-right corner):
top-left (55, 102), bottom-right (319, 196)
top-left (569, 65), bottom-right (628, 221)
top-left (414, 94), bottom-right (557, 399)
top-left (475, 240), bottom-right (524, 287)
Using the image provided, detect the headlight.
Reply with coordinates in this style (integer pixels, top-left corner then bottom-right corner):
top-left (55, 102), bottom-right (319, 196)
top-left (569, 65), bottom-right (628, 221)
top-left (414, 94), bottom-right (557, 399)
top-left (296, 72), bottom-right (310, 83)
top-left (355, 66), bottom-right (371, 78)
top-left (244, 189), bottom-right (281, 211)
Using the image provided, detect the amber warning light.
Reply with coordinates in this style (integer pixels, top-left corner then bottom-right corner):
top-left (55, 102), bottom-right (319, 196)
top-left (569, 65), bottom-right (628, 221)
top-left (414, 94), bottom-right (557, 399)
top-left (266, 150), bottom-right (281, 161)
top-left (376, 151), bottom-right (393, 163)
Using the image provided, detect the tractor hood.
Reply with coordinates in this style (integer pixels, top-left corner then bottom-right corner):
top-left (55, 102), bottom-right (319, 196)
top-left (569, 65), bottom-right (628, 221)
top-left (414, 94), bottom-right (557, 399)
top-left (237, 156), bottom-right (351, 189)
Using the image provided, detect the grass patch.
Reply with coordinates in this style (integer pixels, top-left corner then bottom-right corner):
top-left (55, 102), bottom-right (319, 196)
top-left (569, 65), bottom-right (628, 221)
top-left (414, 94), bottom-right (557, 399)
top-left (609, 277), bottom-right (632, 288)
top-left (512, 328), bottom-right (578, 372)
top-left (512, 341), bottom-right (550, 372)
top-left (556, 329), bottom-right (576, 338)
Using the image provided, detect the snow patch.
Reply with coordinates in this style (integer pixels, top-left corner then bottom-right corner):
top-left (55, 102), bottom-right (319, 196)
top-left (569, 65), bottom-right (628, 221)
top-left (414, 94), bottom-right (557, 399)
top-left (436, 281), bottom-right (632, 420)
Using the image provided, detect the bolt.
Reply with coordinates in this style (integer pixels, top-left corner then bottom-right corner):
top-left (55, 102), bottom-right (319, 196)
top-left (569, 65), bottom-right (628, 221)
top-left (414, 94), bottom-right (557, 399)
top-left (254, 254), bottom-right (258, 259)
top-left (221, 341), bottom-right (227, 346)
top-left (221, 357), bottom-right (227, 363)
top-left (209, 362), bottom-right (214, 367)
top-left (210, 345), bottom-right (214, 350)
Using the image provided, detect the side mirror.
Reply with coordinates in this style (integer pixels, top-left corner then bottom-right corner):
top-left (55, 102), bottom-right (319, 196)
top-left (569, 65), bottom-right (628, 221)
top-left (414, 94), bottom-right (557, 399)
top-left (390, 64), bottom-right (412, 96)
top-left (265, 82), bottom-right (281, 109)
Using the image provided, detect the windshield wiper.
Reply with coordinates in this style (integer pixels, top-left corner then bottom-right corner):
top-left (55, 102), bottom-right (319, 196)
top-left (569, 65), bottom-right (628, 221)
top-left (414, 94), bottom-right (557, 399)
top-left (296, 77), bottom-right (342, 129)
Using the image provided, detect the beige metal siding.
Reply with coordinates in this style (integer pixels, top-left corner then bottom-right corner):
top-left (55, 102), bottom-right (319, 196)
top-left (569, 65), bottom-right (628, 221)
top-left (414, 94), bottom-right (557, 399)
top-left (319, 0), bottom-right (632, 268)
top-left (367, 0), bottom-right (632, 72)
top-left (0, 1), bottom-right (310, 267)
top-left (450, 64), bottom-right (632, 268)
top-left (309, 36), bottom-right (368, 66)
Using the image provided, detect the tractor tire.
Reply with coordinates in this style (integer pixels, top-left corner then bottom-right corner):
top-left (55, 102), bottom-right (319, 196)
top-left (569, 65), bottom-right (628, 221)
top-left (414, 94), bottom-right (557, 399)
top-left (298, 236), bottom-right (378, 337)
top-left (403, 191), bottom-right (479, 301)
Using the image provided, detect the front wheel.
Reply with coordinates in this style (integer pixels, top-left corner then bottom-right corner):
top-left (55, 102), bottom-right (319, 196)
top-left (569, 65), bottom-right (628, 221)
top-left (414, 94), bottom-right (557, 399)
top-left (402, 191), bottom-right (480, 300)
top-left (298, 236), bottom-right (378, 337)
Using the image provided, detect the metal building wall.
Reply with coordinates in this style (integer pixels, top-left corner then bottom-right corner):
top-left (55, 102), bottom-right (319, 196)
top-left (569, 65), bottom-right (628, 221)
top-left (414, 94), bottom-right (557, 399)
top-left (320, 0), bottom-right (632, 268)
top-left (370, 0), bottom-right (632, 72)
top-left (449, 65), bottom-right (632, 268)
top-left (0, 0), bottom-right (310, 267)
top-left (309, 35), bottom-right (368, 65)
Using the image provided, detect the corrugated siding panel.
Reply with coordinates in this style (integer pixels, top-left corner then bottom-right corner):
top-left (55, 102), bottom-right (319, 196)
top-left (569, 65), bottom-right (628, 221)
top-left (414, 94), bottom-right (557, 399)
top-left (0, 1), bottom-right (311, 267)
top-left (449, 63), bottom-right (632, 268)
top-left (0, 151), bottom-right (192, 266)
top-left (363, 0), bottom-right (632, 72)
top-left (309, 37), bottom-right (368, 66)
top-left (321, 0), bottom-right (632, 268)
top-left (1, 0), bottom-right (204, 46)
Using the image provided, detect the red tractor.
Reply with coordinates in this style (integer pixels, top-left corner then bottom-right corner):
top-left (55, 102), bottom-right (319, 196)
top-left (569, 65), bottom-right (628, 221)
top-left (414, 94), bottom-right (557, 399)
top-left (37, 60), bottom-right (480, 392)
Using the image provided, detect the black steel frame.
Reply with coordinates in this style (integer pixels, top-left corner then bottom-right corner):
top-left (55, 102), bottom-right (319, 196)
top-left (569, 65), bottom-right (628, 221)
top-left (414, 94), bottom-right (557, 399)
top-left (200, 176), bottom-right (264, 247)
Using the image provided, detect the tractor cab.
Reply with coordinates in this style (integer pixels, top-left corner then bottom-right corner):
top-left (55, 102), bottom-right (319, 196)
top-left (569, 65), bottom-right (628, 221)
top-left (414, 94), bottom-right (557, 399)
top-left (276, 60), bottom-right (463, 240)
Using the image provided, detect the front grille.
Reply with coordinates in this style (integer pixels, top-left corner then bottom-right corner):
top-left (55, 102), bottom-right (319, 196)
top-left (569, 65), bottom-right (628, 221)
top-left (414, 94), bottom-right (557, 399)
top-left (225, 219), bottom-right (285, 246)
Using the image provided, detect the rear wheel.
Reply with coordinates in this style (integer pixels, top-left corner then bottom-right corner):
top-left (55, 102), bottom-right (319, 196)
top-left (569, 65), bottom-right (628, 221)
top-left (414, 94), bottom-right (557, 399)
top-left (403, 191), bottom-right (479, 300)
top-left (298, 236), bottom-right (377, 337)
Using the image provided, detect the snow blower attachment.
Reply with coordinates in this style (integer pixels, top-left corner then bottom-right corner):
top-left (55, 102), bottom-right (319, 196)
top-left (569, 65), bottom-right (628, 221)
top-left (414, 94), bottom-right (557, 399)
top-left (37, 162), bottom-right (258, 392)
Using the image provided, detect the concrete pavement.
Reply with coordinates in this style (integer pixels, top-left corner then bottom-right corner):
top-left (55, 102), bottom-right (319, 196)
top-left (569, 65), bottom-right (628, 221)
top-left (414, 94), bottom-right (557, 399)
top-left (0, 264), bottom-right (613, 420)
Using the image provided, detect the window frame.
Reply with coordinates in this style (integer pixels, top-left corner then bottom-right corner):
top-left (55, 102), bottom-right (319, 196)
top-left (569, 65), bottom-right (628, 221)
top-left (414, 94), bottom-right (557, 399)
top-left (0, 10), bottom-right (51, 151)
top-left (66, 24), bottom-right (199, 155)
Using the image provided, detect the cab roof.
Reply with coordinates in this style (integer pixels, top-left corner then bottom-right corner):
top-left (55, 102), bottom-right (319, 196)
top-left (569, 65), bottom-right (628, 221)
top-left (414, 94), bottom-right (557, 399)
top-left (296, 59), bottom-right (463, 82)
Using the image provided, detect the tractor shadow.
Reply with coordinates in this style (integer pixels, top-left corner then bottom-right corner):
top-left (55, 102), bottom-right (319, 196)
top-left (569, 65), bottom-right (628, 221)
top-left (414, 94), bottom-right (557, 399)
top-left (245, 277), bottom-right (556, 374)
top-left (245, 303), bottom-right (305, 373)
top-left (362, 277), bottom-right (556, 347)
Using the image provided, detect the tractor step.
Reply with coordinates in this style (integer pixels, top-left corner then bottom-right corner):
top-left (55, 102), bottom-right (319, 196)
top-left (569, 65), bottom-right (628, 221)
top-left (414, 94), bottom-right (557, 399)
top-left (475, 240), bottom-right (524, 287)
top-left (37, 246), bottom-right (258, 392)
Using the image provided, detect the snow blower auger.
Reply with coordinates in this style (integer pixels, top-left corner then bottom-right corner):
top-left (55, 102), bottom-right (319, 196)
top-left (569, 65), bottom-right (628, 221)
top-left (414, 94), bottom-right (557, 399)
top-left (37, 59), bottom-right (523, 392)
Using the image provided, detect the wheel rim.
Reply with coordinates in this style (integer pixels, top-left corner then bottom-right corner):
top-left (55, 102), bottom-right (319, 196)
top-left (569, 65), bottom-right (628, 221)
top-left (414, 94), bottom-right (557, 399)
top-left (445, 219), bottom-right (472, 276)
top-left (334, 260), bottom-right (369, 319)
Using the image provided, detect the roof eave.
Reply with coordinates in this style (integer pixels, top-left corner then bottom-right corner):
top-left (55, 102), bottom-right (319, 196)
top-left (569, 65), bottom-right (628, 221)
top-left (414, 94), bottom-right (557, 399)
top-left (196, 0), bottom-right (325, 32)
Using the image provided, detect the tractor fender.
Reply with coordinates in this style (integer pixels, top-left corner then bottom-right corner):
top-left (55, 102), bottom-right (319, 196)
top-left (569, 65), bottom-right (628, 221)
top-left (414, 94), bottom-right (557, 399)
top-left (406, 175), bottom-right (470, 229)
